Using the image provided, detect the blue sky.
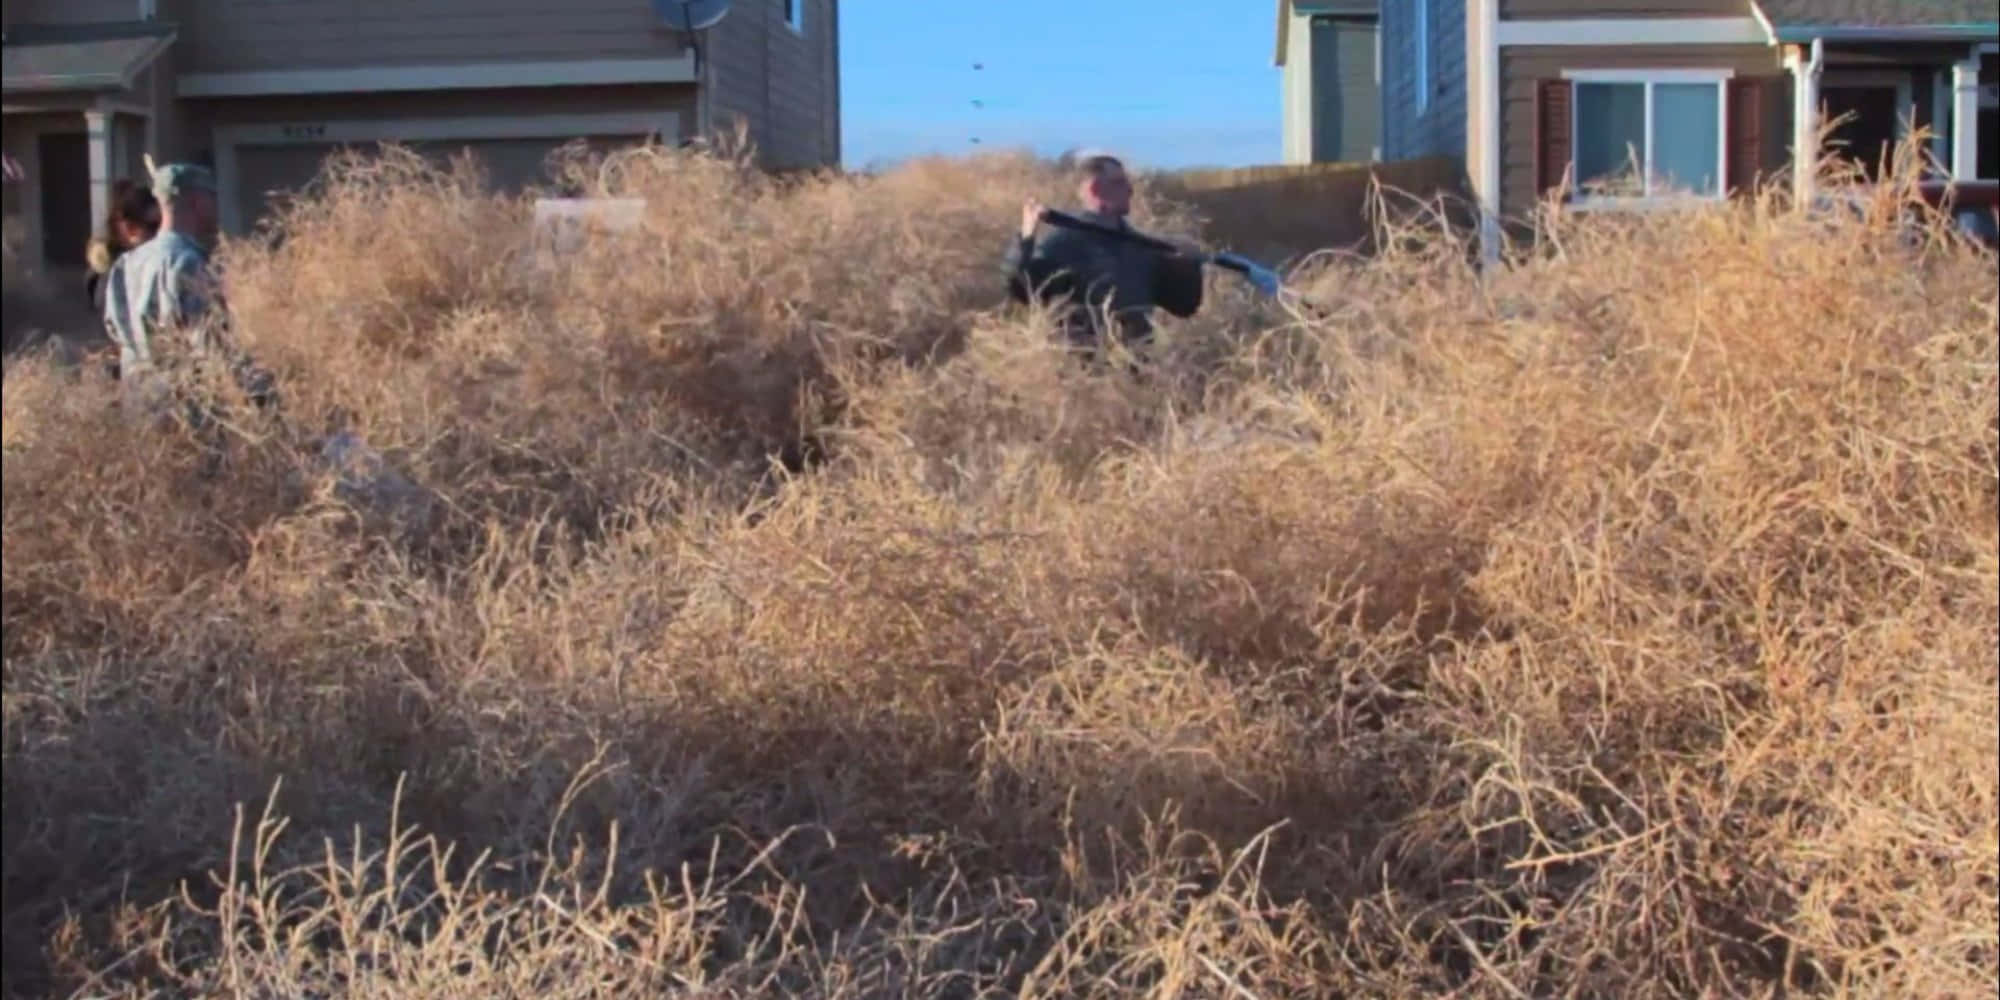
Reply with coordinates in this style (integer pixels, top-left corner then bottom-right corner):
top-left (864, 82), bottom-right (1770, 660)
top-left (837, 2), bottom-right (1282, 171)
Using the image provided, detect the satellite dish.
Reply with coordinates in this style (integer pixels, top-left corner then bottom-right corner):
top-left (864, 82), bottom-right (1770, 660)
top-left (653, 0), bottom-right (731, 31)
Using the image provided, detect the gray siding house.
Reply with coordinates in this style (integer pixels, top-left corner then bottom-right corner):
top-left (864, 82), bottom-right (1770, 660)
top-left (3, 0), bottom-right (841, 270)
top-left (1276, 1), bottom-right (1384, 163)
top-left (1365, 0), bottom-right (1997, 255)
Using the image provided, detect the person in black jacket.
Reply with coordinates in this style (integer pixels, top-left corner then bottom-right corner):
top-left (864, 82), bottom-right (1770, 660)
top-left (1002, 153), bottom-right (1203, 357)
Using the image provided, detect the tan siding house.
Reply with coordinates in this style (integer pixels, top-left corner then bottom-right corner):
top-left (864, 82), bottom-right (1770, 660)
top-left (1362, 0), bottom-right (1997, 257)
top-left (3, 0), bottom-right (840, 271)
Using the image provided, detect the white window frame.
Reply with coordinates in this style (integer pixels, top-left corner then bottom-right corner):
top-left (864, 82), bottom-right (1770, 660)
top-left (1415, 0), bottom-right (1431, 113)
top-left (785, 0), bottom-right (805, 35)
top-left (1562, 67), bottom-right (1734, 210)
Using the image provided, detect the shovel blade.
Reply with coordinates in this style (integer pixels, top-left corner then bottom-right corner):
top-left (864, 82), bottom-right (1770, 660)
top-left (1211, 252), bottom-right (1284, 298)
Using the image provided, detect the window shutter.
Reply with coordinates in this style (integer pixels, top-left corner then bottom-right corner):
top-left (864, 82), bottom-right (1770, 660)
top-left (1727, 77), bottom-right (1770, 197)
top-left (1535, 79), bottom-right (1573, 198)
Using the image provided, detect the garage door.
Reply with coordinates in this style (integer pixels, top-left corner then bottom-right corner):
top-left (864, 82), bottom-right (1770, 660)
top-left (232, 134), bottom-right (646, 233)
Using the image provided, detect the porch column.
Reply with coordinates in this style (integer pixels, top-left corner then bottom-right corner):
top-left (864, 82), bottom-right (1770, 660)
top-left (84, 109), bottom-right (112, 237)
top-left (1952, 52), bottom-right (1981, 179)
top-left (1786, 41), bottom-right (1824, 207)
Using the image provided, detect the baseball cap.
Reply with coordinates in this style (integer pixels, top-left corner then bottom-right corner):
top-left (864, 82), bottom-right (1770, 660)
top-left (151, 162), bottom-right (217, 200)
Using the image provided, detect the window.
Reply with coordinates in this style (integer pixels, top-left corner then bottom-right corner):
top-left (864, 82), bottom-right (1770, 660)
top-left (784, 0), bottom-right (805, 34)
top-left (1414, 0), bottom-right (1430, 113)
top-left (1567, 70), bottom-right (1729, 202)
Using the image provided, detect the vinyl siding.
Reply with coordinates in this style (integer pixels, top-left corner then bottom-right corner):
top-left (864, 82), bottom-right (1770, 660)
top-left (707, 0), bottom-right (840, 169)
top-left (1311, 17), bottom-right (1382, 161)
top-left (1496, 44), bottom-right (1789, 216)
top-left (1381, 0), bottom-right (1468, 162)
top-left (176, 0), bottom-right (688, 75)
top-left (1499, 0), bottom-right (1754, 17)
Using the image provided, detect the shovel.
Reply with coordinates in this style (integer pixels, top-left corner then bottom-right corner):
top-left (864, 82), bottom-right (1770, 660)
top-left (1038, 209), bottom-right (1287, 299)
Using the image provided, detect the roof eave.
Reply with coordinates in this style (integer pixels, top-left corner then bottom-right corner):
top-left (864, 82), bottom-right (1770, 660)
top-left (120, 27), bottom-right (175, 88)
top-left (1773, 24), bottom-right (2000, 44)
top-left (0, 26), bottom-right (175, 98)
top-left (1, 73), bottom-right (126, 95)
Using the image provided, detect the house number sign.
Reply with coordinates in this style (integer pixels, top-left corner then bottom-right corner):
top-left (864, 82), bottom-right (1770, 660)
top-left (280, 123), bottom-right (328, 140)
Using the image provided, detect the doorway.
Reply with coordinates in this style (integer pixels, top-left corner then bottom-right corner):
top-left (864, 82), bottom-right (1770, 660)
top-left (36, 131), bottom-right (90, 270)
top-left (1820, 84), bottom-right (1902, 179)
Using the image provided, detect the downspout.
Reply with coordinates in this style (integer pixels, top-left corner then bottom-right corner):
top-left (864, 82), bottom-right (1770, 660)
top-left (1788, 37), bottom-right (1824, 209)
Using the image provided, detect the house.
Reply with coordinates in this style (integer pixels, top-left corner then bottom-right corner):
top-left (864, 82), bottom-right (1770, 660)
top-left (1275, 1), bottom-right (1383, 163)
top-left (1370, 0), bottom-right (1997, 254)
top-left (2, 0), bottom-right (840, 274)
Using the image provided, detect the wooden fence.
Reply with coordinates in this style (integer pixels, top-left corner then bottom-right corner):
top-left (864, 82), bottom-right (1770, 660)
top-left (1150, 155), bottom-right (1472, 264)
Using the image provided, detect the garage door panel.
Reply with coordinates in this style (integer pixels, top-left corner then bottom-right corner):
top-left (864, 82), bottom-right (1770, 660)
top-left (232, 134), bottom-right (653, 233)
top-left (235, 142), bottom-right (352, 230)
top-left (407, 135), bottom-right (639, 192)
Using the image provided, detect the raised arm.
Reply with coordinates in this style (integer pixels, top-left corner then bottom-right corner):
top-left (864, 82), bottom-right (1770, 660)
top-left (1002, 199), bottom-right (1085, 305)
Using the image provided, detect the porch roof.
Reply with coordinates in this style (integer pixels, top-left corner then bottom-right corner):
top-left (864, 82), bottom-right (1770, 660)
top-left (1754, 1), bottom-right (2000, 43)
top-left (1, 21), bottom-right (176, 97)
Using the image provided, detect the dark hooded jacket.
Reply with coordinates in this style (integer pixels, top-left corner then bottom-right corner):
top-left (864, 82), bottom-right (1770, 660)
top-left (1002, 210), bottom-right (1203, 347)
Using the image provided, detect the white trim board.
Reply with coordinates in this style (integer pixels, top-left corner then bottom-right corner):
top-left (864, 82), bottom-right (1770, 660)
top-left (1562, 68), bottom-right (1735, 83)
top-left (214, 110), bottom-right (680, 235)
top-left (179, 56), bottom-right (697, 98)
top-left (1495, 17), bottom-right (1768, 47)
top-left (1281, 8), bottom-right (1312, 163)
top-left (1469, 0), bottom-right (1500, 263)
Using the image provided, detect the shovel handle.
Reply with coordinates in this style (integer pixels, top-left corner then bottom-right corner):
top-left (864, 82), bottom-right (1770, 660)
top-left (1036, 208), bottom-right (1184, 256)
top-left (1036, 208), bottom-right (1284, 296)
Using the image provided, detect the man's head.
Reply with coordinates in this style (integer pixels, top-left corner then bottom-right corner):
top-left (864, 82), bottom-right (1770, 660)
top-left (151, 163), bottom-right (220, 241)
top-left (1074, 152), bottom-right (1133, 219)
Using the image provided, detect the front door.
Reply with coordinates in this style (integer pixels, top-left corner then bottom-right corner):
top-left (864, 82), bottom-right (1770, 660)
top-left (1820, 85), bottom-right (1901, 180)
top-left (37, 131), bottom-right (90, 269)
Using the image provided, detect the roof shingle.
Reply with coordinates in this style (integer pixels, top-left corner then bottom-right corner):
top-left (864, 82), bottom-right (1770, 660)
top-left (1756, 0), bottom-right (1999, 38)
